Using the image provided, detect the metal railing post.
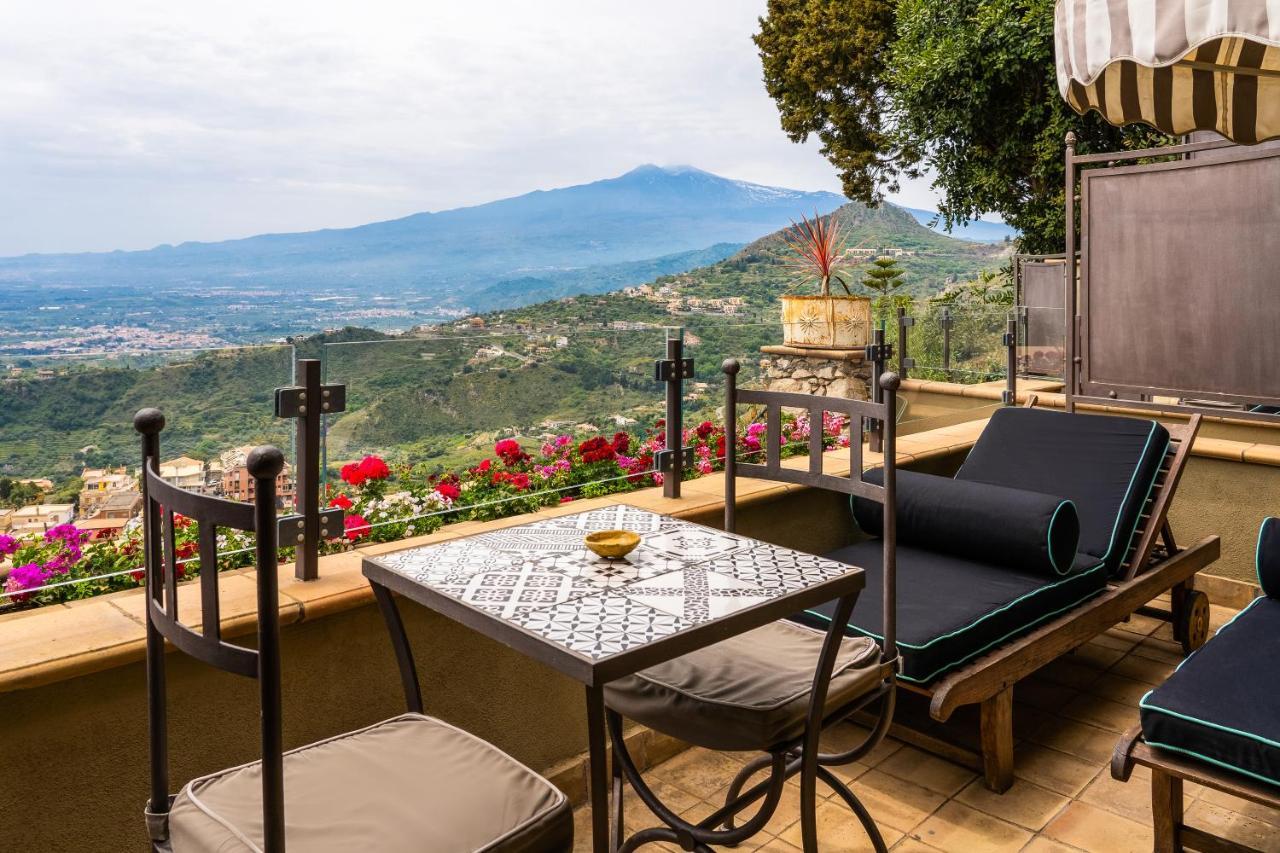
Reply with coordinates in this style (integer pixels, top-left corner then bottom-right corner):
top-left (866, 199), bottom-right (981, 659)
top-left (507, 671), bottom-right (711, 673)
top-left (1003, 315), bottom-right (1018, 405)
top-left (864, 323), bottom-right (893, 454)
top-left (274, 358), bottom-right (346, 580)
top-left (896, 306), bottom-right (915, 380)
top-left (654, 329), bottom-right (694, 499)
top-left (941, 306), bottom-right (953, 372)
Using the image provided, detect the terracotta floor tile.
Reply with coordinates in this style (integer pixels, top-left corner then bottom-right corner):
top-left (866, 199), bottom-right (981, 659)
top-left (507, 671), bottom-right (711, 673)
top-left (649, 747), bottom-right (749, 800)
top-left (621, 777), bottom-right (702, 834)
top-left (778, 798), bottom-right (905, 852)
top-left (1027, 717), bottom-right (1120, 765)
top-left (1015, 679), bottom-right (1081, 713)
top-left (889, 838), bottom-right (946, 852)
top-left (1060, 694), bottom-right (1139, 734)
top-left (954, 777), bottom-right (1070, 832)
top-left (753, 838), bottom-right (802, 852)
top-left (912, 801), bottom-right (1032, 853)
top-left (1013, 745), bottom-right (1100, 797)
top-left (1198, 784), bottom-right (1280, 828)
top-left (1128, 637), bottom-right (1185, 665)
top-left (846, 769), bottom-right (947, 834)
top-left (1184, 799), bottom-right (1280, 852)
top-left (1035, 657), bottom-right (1104, 690)
top-left (1114, 612), bottom-right (1163, 636)
top-left (1091, 630), bottom-right (1140, 652)
top-left (1069, 642), bottom-right (1127, 671)
top-left (877, 745), bottom-right (976, 796)
top-left (1077, 765), bottom-right (1159, 824)
top-left (1108, 653), bottom-right (1176, 686)
top-left (705, 783), bottom-right (809, 838)
top-left (1086, 672), bottom-right (1154, 706)
top-left (1042, 801), bottom-right (1153, 853)
top-left (1020, 836), bottom-right (1086, 853)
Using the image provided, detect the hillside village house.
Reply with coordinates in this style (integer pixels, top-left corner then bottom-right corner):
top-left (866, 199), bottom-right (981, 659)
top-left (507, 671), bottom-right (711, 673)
top-left (221, 445), bottom-right (295, 506)
top-left (78, 466), bottom-right (135, 516)
top-left (158, 455), bottom-right (205, 492)
top-left (8, 503), bottom-right (74, 535)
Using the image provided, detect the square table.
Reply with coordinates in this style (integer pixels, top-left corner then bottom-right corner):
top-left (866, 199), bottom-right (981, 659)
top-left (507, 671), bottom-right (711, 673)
top-left (362, 504), bottom-right (867, 852)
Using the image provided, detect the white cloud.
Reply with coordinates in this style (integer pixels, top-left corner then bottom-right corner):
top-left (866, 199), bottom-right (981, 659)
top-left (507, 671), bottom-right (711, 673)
top-left (0, 1), bottom-right (946, 255)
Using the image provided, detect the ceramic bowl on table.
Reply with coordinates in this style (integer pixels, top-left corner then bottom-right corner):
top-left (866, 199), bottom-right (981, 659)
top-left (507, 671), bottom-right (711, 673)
top-left (584, 530), bottom-right (640, 560)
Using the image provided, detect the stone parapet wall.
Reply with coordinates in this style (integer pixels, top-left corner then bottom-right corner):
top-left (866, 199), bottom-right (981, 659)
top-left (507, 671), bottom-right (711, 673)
top-left (759, 345), bottom-right (871, 400)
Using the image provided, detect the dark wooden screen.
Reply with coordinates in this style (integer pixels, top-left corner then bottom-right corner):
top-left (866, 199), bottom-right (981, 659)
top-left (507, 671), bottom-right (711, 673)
top-left (1078, 144), bottom-right (1280, 409)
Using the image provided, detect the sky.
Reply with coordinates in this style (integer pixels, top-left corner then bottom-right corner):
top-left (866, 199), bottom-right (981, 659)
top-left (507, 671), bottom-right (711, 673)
top-left (0, 1), bottom-right (953, 257)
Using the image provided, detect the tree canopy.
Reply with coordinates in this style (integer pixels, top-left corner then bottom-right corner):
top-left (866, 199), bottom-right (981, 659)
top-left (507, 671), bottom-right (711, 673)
top-left (755, 0), bottom-right (1168, 253)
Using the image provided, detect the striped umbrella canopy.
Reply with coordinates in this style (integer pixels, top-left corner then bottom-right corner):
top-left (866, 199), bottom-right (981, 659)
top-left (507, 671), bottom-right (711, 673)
top-left (1055, 0), bottom-right (1280, 144)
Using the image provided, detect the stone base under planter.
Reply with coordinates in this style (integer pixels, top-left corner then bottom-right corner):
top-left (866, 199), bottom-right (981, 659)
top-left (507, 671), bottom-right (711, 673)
top-left (759, 345), bottom-right (871, 400)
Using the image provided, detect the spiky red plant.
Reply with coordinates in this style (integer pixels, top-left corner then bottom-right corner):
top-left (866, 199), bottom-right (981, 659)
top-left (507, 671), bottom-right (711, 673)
top-left (783, 212), bottom-right (850, 297)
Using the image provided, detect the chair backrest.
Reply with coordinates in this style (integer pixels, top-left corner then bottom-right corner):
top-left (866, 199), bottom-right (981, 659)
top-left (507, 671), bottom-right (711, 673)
top-left (135, 408), bottom-right (286, 851)
top-left (720, 359), bottom-right (900, 661)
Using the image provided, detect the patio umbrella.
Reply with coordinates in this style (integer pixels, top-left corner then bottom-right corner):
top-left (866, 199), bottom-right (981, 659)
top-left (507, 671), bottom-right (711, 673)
top-left (1055, 0), bottom-right (1280, 143)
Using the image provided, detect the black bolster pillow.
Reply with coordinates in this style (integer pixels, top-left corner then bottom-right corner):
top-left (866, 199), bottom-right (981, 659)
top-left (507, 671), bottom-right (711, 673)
top-left (852, 470), bottom-right (1081, 576)
top-left (1258, 517), bottom-right (1280, 599)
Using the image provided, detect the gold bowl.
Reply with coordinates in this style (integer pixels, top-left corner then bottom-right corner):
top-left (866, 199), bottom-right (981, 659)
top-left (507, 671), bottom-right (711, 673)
top-left (584, 530), bottom-right (641, 560)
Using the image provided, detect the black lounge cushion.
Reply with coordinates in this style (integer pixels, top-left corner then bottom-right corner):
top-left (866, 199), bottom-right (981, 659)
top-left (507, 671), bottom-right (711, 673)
top-left (167, 713), bottom-right (572, 852)
top-left (852, 469), bottom-right (1081, 576)
top-left (955, 407), bottom-right (1170, 575)
top-left (604, 621), bottom-right (882, 752)
top-left (1258, 516), bottom-right (1280, 598)
top-left (1140, 596), bottom-right (1280, 788)
top-left (797, 540), bottom-right (1106, 684)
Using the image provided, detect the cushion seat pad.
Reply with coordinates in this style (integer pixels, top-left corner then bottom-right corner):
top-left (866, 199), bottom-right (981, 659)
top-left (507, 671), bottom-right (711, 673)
top-left (168, 713), bottom-right (572, 853)
top-left (604, 621), bottom-right (882, 752)
top-left (795, 540), bottom-right (1107, 684)
top-left (1140, 596), bottom-right (1280, 788)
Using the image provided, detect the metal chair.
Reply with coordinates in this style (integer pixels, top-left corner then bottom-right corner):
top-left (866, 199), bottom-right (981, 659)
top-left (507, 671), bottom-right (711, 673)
top-left (135, 408), bottom-right (572, 852)
top-left (601, 364), bottom-right (900, 852)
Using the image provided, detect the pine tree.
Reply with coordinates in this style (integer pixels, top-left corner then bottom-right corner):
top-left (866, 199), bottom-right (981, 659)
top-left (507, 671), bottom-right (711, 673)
top-left (861, 255), bottom-right (904, 297)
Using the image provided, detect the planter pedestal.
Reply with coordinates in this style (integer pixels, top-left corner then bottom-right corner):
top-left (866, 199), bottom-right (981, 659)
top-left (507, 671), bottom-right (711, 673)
top-left (759, 345), bottom-right (871, 400)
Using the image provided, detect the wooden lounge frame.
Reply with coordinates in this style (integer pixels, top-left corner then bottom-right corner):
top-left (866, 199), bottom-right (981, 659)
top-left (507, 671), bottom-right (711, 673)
top-left (881, 408), bottom-right (1219, 792)
top-left (1113, 726), bottom-right (1280, 853)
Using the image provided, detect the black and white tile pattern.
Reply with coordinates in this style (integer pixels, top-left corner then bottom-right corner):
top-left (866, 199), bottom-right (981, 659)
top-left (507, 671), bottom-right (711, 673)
top-left (374, 504), bottom-right (855, 661)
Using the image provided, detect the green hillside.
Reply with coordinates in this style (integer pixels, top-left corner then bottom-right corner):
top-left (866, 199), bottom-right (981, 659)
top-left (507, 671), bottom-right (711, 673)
top-left (0, 202), bottom-right (1003, 483)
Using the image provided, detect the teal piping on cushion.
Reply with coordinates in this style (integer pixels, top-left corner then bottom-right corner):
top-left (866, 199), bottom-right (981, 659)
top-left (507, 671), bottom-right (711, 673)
top-left (1257, 517), bottom-right (1276, 595)
top-left (1046, 499), bottom-right (1077, 576)
top-left (1096, 421), bottom-right (1164, 570)
top-left (803, 558), bottom-right (1105, 650)
top-left (1141, 740), bottom-right (1280, 788)
top-left (1135, 598), bottom-right (1280, 785)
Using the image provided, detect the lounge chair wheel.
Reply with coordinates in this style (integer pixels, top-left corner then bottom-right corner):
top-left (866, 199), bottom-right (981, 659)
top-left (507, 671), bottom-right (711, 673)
top-left (1178, 589), bottom-right (1209, 655)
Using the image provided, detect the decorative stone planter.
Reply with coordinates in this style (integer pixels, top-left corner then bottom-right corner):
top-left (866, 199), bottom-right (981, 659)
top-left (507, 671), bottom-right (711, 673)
top-left (780, 294), bottom-right (871, 350)
top-left (759, 345), bottom-right (871, 400)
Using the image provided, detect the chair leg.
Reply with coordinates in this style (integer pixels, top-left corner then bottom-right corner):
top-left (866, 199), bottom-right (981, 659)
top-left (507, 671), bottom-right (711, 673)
top-left (980, 688), bottom-right (1015, 793)
top-left (1152, 768), bottom-right (1184, 853)
top-left (817, 765), bottom-right (888, 853)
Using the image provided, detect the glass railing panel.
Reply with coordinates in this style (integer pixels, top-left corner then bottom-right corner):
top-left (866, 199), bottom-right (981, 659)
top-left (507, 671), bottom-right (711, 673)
top-left (1, 344), bottom-right (297, 610)
top-left (318, 327), bottom-right (671, 543)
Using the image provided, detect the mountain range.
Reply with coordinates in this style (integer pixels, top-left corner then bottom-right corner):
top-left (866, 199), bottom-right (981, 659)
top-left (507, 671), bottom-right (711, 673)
top-left (0, 166), bottom-right (1013, 318)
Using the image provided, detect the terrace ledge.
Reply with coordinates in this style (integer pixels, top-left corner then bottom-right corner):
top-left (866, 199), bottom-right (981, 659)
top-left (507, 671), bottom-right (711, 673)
top-left (0, 420), bottom-right (985, 697)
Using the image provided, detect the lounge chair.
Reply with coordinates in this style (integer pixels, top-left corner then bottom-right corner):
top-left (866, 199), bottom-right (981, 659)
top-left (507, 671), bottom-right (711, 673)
top-left (133, 409), bottom-right (572, 852)
top-left (1113, 517), bottom-right (1280, 853)
top-left (795, 404), bottom-right (1221, 791)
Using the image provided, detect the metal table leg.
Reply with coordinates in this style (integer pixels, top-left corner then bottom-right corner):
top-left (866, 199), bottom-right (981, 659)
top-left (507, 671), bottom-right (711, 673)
top-left (585, 683), bottom-right (611, 852)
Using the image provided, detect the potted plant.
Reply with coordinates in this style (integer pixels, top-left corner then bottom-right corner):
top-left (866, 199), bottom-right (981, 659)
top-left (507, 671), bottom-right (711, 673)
top-left (779, 212), bottom-right (871, 349)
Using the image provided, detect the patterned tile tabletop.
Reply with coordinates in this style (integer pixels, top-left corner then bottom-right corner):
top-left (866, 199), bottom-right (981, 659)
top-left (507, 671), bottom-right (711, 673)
top-left (368, 505), bottom-right (858, 662)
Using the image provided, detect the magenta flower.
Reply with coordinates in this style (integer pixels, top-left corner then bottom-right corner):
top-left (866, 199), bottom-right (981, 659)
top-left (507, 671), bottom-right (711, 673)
top-left (4, 562), bottom-right (49, 601)
top-left (0, 534), bottom-right (18, 556)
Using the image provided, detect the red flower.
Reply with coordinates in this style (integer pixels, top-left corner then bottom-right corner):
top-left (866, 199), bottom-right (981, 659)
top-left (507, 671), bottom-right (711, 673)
top-left (329, 494), bottom-right (353, 510)
top-left (560, 496), bottom-right (576, 503)
top-left (715, 434), bottom-right (727, 459)
top-left (176, 541), bottom-right (197, 559)
top-left (357, 455), bottom-right (390, 481)
top-left (612, 432), bottom-right (631, 453)
top-left (510, 473), bottom-right (530, 491)
top-left (578, 436), bottom-right (616, 464)
top-left (494, 439), bottom-right (530, 466)
top-left (344, 514), bottom-right (371, 541)
top-left (340, 463), bottom-right (366, 486)
top-left (435, 482), bottom-right (461, 501)
top-left (474, 458), bottom-right (492, 473)
top-left (696, 421), bottom-right (714, 439)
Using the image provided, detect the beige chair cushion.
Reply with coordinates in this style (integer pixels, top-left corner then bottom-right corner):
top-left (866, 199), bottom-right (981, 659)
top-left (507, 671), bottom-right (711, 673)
top-left (605, 621), bottom-right (882, 752)
top-left (167, 713), bottom-right (571, 853)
